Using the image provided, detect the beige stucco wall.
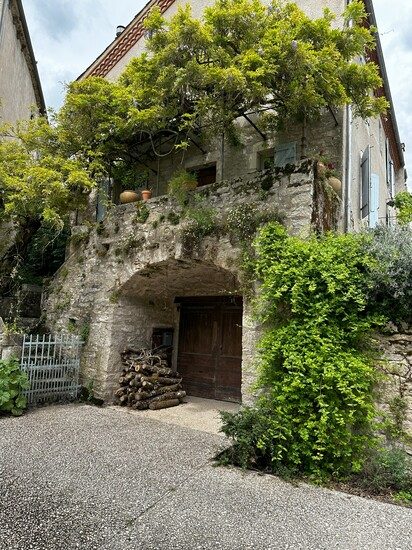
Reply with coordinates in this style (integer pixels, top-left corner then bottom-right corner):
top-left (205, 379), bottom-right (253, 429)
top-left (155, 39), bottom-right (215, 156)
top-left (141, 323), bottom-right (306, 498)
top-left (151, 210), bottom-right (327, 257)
top-left (344, 110), bottom-right (406, 231)
top-left (0, 0), bottom-right (38, 124)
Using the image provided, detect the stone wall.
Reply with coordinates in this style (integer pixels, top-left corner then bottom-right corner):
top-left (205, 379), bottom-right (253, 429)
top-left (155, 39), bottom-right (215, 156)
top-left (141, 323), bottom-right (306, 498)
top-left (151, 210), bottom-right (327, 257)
top-left (375, 326), bottom-right (412, 436)
top-left (45, 161), bottom-right (337, 402)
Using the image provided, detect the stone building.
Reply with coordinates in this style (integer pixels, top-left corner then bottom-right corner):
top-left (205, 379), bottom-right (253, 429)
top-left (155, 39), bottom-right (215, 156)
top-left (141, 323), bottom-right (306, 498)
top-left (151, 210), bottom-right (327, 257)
top-left (46, 0), bottom-right (407, 405)
top-left (0, 0), bottom-right (45, 124)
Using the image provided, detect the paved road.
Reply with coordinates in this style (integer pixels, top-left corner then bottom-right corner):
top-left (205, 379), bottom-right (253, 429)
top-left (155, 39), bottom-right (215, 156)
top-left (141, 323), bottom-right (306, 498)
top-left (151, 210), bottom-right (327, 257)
top-left (0, 404), bottom-right (411, 550)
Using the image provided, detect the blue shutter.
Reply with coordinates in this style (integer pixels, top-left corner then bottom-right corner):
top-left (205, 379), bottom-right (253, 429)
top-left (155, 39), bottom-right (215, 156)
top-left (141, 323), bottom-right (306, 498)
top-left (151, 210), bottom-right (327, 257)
top-left (361, 147), bottom-right (370, 219)
top-left (274, 142), bottom-right (297, 167)
top-left (369, 173), bottom-right (379, 228)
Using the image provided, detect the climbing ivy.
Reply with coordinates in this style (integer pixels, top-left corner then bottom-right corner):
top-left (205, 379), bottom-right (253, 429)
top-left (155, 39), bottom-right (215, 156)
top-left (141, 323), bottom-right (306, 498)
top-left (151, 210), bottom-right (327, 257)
top-left (221, 223), bottom-right (384, 478)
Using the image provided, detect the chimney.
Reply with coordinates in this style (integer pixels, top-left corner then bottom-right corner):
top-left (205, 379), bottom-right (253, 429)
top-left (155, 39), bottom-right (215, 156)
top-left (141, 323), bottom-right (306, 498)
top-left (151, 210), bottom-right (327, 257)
top-left (116, 25), bottom-right (126, 38)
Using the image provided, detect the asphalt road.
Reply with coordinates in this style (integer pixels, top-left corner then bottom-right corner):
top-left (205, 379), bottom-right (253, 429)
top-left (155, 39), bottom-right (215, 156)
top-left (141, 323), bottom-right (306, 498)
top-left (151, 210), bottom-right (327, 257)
top-left (1, 404), bottom-right (411, 550)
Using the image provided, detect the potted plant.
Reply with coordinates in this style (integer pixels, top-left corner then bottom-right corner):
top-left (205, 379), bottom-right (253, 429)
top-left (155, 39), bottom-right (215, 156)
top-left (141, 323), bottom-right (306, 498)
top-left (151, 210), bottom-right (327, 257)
top-left (168, 169), bottom-right (198, 204)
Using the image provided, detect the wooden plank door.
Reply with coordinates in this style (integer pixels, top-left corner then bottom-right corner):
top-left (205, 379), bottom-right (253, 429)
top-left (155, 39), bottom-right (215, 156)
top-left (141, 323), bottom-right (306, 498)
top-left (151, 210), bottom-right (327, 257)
top-left (177, 298), bottom-right (242, 402)
top-left (215, 304), bottom-right (242, 401)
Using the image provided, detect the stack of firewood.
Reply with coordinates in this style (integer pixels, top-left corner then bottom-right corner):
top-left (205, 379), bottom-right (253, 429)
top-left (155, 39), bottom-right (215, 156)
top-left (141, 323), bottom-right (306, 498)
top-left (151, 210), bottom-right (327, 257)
top-left (115, 348), bottom-right (186, 410)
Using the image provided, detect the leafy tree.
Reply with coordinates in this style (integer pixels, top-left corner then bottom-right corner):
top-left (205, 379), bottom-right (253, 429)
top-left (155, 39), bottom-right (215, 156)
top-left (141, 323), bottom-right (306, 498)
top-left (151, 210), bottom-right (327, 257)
top-left (0, 0), bottom-right (387, 228)
top-left (41, 0), bottom-right (388, 179)
top-left (394, 191), bottom-right (412, 226)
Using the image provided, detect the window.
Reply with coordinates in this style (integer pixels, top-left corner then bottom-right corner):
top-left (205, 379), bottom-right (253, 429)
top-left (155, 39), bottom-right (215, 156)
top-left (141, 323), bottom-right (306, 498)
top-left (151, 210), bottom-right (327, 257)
top-left (260, 142), bottom-right (297, 170)
top-left (191, 164), bottom-right (216, 187)
top-left (385, 139), bottom-right (395, 198)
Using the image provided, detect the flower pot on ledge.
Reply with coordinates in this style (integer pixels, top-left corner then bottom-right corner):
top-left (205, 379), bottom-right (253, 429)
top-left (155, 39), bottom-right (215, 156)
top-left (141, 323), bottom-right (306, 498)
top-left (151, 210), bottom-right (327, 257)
top-left (141, 189), bottom-right (152, 201)
top-left (327, 176), bottom-right (342, 195)
top-left (120, 190), bottom-right (139, 204)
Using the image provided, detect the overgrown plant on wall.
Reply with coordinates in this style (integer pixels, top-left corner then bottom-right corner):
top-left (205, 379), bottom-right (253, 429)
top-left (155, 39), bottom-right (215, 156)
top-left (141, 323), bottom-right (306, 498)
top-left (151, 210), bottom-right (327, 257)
top-left (220, 223), bottom-right (412, 491)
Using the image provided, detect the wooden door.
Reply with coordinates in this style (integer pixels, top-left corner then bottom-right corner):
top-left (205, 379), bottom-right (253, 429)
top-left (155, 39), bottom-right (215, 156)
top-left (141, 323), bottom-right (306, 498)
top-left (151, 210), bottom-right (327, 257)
top-left (177, 297), bottom-right (242, 402)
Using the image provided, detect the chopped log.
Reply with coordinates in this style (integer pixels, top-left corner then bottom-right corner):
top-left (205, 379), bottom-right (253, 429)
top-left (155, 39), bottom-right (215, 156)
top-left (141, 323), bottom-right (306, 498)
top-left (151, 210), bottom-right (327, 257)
top-left (115, 388), bottom-right (126, 398)
top-left (119, 395), bottom-right (128, 405)
top-left (150, 391), bottom-right (186, 403)
top-left (156, 376), bottom-right (182, 386)
top-left (142, 381), bottom-right (154, 391)
top-left (135, 390), bottom-right (156, 401)
top-left (156, 383), bottom-right (181, 395)
top-left (138, 363), bottom-right (174, 377)
top-left (149, 399), bottom-right (180, 410)
top-left (132, 401), bottom-right (149, 410)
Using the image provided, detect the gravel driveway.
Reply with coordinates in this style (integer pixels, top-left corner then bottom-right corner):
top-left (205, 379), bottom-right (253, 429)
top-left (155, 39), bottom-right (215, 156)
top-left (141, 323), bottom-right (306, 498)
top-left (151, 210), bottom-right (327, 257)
top-left (1, 403), bottom-right (411, 550)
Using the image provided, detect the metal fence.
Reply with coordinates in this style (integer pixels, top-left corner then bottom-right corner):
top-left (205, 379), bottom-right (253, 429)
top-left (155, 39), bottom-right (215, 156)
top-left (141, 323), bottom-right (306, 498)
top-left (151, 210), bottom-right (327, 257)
top-left (20, 333), bottom-right (82, 405)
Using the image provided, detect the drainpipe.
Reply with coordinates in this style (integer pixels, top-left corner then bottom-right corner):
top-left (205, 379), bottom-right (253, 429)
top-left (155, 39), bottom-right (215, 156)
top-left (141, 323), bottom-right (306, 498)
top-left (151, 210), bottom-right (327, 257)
top-left (344, 103), bottom-right (352, 233)
top-left (343, 0), bottom-right (353, 233)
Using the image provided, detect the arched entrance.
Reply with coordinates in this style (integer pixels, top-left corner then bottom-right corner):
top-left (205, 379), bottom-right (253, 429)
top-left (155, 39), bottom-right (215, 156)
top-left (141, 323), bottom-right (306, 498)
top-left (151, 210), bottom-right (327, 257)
top-left (107, 259), bottom-right (243, 402)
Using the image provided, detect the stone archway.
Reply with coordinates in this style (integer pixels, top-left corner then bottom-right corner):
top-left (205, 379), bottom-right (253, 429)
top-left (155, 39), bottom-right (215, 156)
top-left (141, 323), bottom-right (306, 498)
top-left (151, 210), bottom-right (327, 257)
top-left (104, 258), bottom-right (255, 403)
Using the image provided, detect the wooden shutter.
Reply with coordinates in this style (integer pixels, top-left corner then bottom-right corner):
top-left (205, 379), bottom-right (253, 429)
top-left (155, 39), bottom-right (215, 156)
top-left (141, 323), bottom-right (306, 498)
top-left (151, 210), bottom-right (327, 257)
top-left (361, 147), bottom-right (370, 219)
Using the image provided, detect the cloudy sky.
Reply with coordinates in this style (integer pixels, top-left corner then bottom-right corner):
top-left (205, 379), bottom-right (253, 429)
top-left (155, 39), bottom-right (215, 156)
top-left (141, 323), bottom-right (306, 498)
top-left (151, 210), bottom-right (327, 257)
top-left (23, 0), bottom-right (411, 184)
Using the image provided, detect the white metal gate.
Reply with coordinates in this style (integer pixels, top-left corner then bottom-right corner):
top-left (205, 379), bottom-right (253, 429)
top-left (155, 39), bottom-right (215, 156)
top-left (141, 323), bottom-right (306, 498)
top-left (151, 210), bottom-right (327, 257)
top-left (20, 334), bottom-right (82, 405)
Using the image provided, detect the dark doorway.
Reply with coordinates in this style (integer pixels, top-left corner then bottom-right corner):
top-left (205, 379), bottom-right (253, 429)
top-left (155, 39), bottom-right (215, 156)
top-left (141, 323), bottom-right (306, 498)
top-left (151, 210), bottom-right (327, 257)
top-left (176, 297), bottom-right (242, 402)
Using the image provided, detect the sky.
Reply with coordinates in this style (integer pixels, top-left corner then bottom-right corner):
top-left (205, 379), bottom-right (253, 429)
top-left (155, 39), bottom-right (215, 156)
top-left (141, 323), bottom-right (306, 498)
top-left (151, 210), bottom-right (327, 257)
top-left (22, 0), bottom-right (411, 185)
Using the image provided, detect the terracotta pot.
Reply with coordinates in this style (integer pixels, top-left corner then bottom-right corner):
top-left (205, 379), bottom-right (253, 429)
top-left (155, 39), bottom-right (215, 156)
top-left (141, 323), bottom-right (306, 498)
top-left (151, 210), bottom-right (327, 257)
top-left (328, 176), bottom-right (342, 195)
top-left (316, 161), bottom-right (327, 178)
top-left (141, 189), bottom-right (152, 201)
top-left (120, 190), bottom-right (139, 204)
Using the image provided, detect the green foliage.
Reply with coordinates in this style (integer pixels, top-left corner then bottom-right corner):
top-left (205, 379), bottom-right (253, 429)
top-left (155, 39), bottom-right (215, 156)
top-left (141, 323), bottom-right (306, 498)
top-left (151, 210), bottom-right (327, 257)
top-left (0, 117), bottom-right (95, 229)
top-left (226, 203), bottom-right (282, 244)
top-left (133, 203), bottom-right (150, 224)
top-left (80, 322), bottom-right (91, 343)
top-left (357, 446), bottom-right (412, 496)
top-left (0, 357), bottom-right (29, 416)
top-left (221, 223), bottom-right (382, 478)
top-left (383, 396), bottom-right (409, 442)
top-left (166, 212), bottom-right (181, 225)
top-left (181, 199), bottom-right (218, 252)
top-left (363, 225), bottom-right (412, 323)
top-left (168, 170), bottom-right (198, 205)
top-left (394, 191), bottom-right (412, 226)
top-left (119, 0), bottom-right (385, 146)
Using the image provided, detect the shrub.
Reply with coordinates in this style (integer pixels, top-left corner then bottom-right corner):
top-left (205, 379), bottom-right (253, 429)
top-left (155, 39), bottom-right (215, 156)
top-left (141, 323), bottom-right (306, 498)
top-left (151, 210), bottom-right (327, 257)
top-left (363, 225), bottom-right (412, 323)
top-left (221, 223), bottom-right (381, 479)
top-left (168, 169), bottom-right (198, 205)
top-left (0, 357), bottom-right (29, 416)
top-left (357, 446), bottom-right (412, 495)
top-left (181, 200), bottom-right (218, 252)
